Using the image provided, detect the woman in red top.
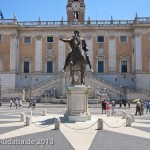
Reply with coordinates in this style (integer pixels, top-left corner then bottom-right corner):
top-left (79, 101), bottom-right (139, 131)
top-left (106, 102), bottom-right (111, 111)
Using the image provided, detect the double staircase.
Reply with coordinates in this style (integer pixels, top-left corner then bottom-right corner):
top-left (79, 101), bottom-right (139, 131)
top-left (3, 72), bottom-right (149, 102)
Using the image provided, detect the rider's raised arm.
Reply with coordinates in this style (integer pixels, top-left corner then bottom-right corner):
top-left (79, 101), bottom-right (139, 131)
top-left (59, 37), bottom-right (71, 42)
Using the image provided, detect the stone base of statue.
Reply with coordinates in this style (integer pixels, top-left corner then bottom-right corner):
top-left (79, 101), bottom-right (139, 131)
top-left (64, 85), bottom-right (91, 122)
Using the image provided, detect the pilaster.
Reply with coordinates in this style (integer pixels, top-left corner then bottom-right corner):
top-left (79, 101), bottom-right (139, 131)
top-left (35, 35), bottom-right (42, 72)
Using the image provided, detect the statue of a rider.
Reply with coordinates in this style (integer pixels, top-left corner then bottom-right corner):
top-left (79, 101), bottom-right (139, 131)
top-left (59, 29), bottom-right (93, 72)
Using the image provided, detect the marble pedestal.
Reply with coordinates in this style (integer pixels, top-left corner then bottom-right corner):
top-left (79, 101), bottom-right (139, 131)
top-left (64, 85), bottom-right (91, 122)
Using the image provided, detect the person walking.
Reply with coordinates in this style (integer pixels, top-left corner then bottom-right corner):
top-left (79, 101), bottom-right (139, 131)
top-left (28, 99), bottom-right (32, 108)
top-left (10, 100), bottom-right (13, 109)
top-left (111, 101), bottom-right (116, 114)
top-left (15, 99), bottom-right (19, 109)
top-left (19, 99), bottom-right (22, 109)
top-left (0, 99), bottom-right (2, 109)
top-left (102, 99), bottom-right (107, 114)
top-left (145, 101), bottom-right (150, 113)
top-left (135, 101), bottom-right (141, 115)
top-left (127, 100), bottom-right (130, 109)
top-left (32, 99), bottom-right (36, 110)
top-left (119, 101), bottom-right (122, 108)
top-left (140, 101), bottom-right (145, 115)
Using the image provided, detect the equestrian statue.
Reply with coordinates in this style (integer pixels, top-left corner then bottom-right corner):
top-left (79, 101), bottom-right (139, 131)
top-left (59, 29), bottom-right (93, 85)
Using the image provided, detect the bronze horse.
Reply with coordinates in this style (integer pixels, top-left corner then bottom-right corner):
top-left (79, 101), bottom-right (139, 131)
top-left (69, 43), bottom-right (86, 85)
top-left (60, 29), bottom-right (92, 85)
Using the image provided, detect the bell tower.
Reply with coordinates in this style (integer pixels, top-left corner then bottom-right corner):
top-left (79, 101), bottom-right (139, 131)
top-left (66, 0), bottom-right (85, 23)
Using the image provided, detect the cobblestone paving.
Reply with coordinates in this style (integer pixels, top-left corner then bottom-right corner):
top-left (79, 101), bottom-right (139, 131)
top-left (0, 103), bottom-right (150, 150)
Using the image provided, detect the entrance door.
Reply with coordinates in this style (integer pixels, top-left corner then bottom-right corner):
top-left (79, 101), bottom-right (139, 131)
top-left (121, 61), bottom-right (127, 73)
top-left (24, 61), bottom-right (29, 73)
top-left (47, 61), bottom-right (53, 73)
top-left (98, 61), bottom-right (104, 73)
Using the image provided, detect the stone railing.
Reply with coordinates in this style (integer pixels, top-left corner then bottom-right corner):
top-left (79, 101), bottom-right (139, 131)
top-left (1, 17), bottom-right (150, 27)
top-left (0, 19), bottom-right (14, 25)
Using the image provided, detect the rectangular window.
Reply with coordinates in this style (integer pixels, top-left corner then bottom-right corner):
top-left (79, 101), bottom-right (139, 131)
top-left (47, 61), bottom-right (53, 73)
top-left (120, 36), bottom-right (127, 43)
top-left (24, 62), bottom-right (29, 73)
top-left (98, 61), bottom-right (104, 73)
top-left (121, 61), bottom-right (127, 73)
top-left (97, 36), bottom-right (104, 43)
top-left (24, 37), bottom-right (31, 44)
top-left (47, 36), bottom-right (53, 43)
top-left (0, 34), bottom-right (2, 42)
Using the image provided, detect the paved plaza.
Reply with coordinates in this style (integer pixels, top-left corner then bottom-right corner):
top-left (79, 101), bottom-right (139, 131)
top-left (0, 103), bottom-right (150, 150)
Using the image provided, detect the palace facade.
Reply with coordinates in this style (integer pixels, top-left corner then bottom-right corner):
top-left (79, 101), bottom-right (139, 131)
top-left (0, 0), bottom-right (150, 101)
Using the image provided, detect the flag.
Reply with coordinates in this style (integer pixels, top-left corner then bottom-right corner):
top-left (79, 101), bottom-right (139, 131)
top-left (0, 10), bottom-right (4, 19)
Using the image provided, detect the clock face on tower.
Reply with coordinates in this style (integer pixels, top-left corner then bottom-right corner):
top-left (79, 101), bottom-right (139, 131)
top-left (72, 1), bottom-right (80, 11)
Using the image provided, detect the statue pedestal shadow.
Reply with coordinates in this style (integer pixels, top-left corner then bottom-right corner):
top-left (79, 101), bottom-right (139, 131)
top-left (64, 85), bottom-right (92, 122)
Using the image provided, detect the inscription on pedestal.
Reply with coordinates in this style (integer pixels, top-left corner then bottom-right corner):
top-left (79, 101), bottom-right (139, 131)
top-left (71, 95), bottom-right (84, 112)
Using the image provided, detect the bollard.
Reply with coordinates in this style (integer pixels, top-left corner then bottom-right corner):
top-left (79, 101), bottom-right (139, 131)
top-left (107, 110), bottom-right (111, 117)
top-left (43, 109), bottom-right (47, 116)
top-left (26, 115), bottom-right (31, 126)
top-left (28, 110), bottom-right (32, 117)
top-left (97, 118), bottom-right (103, 130)
top-left (126, 115), bottom-right (132, 127)
top-left (54, 118), bottom-right (60, 130)
top-left (122, 111), bottom-right (127, 119)
top-left (21, 113), bottom-right (26, 122)
top-left (129, 113), bottom-right (135, 122)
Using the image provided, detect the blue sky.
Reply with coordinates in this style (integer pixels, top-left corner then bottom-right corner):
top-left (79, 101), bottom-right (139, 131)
top-left (0, 0), bottom-right (150, 21)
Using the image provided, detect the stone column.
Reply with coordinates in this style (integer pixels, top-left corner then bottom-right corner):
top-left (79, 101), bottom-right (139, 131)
top-left (86, 35), bottom-right (93, 71)
top-left (108, 35), bottom-right (116, 72)
top-left (35, 35), bottom-right (42, 72)
top-left (58, 40), bottom-right (65, 71)
top-left (10, 33), bottom-right (18, 72)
